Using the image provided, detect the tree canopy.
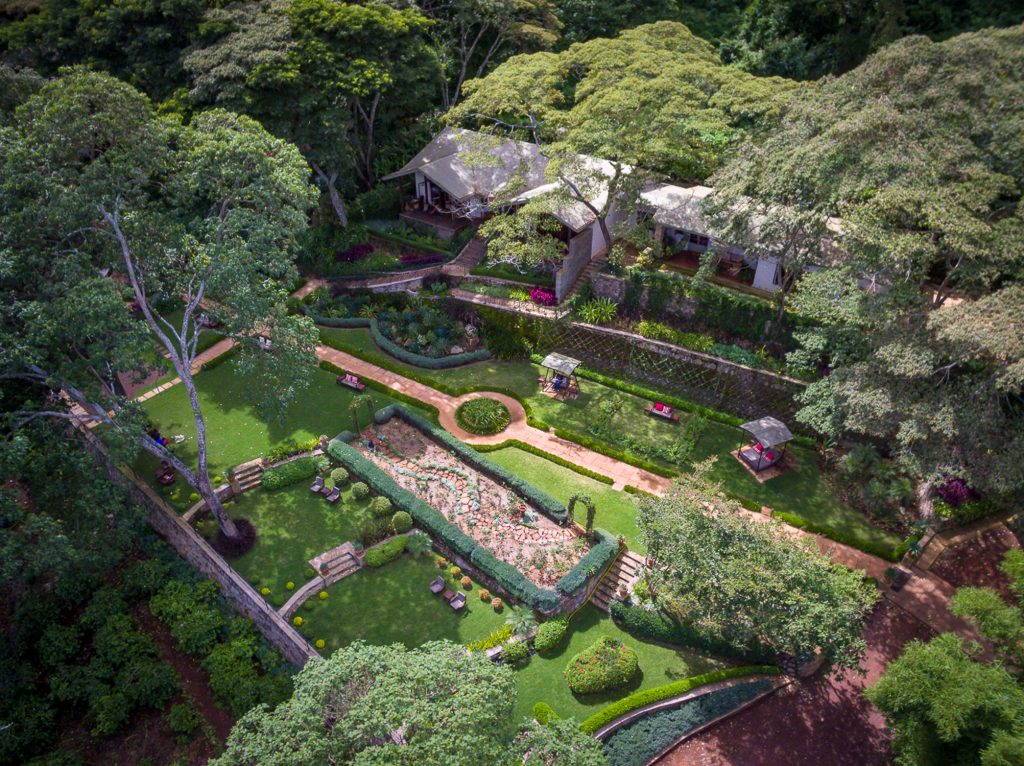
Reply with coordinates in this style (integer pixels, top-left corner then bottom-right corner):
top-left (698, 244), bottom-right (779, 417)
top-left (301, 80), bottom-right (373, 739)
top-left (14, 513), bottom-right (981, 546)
top-left (636, 460), bottom-right (878, 671)
top-left (211, 639), bottom-right (606, 766)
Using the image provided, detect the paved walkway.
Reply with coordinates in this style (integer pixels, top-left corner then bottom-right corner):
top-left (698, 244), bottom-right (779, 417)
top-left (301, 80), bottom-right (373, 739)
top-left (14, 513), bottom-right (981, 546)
top-left (137, 315), bottom-right (981, 645)
top-left (133, 338), bottom-right (236, 403)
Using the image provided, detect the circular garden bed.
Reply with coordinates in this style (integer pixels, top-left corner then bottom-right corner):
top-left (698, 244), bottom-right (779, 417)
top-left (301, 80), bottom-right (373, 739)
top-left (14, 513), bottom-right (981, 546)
top-left (455, 397), bottom-right (511, 435)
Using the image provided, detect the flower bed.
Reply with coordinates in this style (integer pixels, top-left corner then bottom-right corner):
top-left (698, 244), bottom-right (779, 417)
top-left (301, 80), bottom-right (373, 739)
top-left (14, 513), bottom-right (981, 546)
top-left (455, 397), bottom-right (511, 435)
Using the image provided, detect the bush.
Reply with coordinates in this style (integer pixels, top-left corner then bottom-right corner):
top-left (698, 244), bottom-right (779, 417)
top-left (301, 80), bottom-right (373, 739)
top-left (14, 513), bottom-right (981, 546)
top-left (579, 666), bottom-right (779, 734)
top-left (261, 457), bottom-right (319, 490)
top-left (364, 535), bottom-right (408, 567)
top-left (556, 530), bottom-right (619, 595)
top-left (529, 286), bottom-right (557, 306)
top-left (166, 702), bottom-right (202, 743)
top-left (533, 701), bottom-right (559, 724)
top-left (492, 597), bottom-right (503, 611)
top-left (934, 497), bottom-right (1000, 525)
top-left (502, 640), bottom-right (530, 665)
top-left (121, 558), bottom-right (170, 601)
top-left (578, 297), bottom-right (618, 325)
top-left (467, 624), bottom-right (512, 652)
top-left (450, 566), bottom-right (462, 578)
top-left (369, 496), bottom-right (393, 517)
top-left (351, 481), bottom-right (370, 500)
top-left (533, 616), bottom-right (568, 653)
top-left (610, 600), bottom-right (775, 664)
top-left (564, 637), bottom-right (638, 694)
top-left (330, 467), bottom-right (349, 486)
top-left (357, 515), bottom-right (393, 547)
top-left (455, 397), bottom-right (511, 435)
top-left (38, 624), bottom-right (82, 669)
top-left (460, 576), bottom-right (472, 588)
top-left (479, 589), bottom-right (491, 602)
top-left (391, 510), bottom-right (413, 533)
top-left (149, 580), bottom-right (226, 657)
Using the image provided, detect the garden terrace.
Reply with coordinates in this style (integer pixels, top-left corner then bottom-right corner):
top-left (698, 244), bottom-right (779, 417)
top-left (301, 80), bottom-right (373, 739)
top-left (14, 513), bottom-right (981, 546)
top-left (358, 418), bottom-right (587, 588)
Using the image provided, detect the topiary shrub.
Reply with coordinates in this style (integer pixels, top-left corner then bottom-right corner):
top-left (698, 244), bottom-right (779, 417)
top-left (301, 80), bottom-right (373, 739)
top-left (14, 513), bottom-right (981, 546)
top-left (450, 566), bottom-right (462, 578)
top-left (502, 639), bottom-right (530, 666)
top-left (491, 597), bottom-right (503, 611)
top-left (455, 397), bottom-right (511, 435)
top-left (391, 510), bottom-right (413, 533)
top-left (261, 456), bottom-right (319, 490)
top-left (369, 496), bottom-right (393, 517)
top-left (479, 588), bottom-right (491, 602)
top-left (533, 701), bottom-right (559, 724)
top-left (460, 576), bottom-right (471, 589)
top-left (351, 481), bottom-right (369, 500)
top-left (330, 467), bottom-right (349, 486)
top-left (534, 616), bottom-right (568, 653)
top-left (564, 637), bottom-right (638, 694)
top-left (364, 535), bottom-right (407, 567)
top-left (315, 639), bottom-right (326, 650)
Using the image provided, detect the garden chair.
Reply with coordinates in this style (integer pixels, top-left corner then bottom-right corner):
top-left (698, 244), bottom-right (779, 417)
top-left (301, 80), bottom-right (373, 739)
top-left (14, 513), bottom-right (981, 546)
top-left (430, 576), bottom-right (445, 594)
top-left (449, 593), bottom-right (467, 611)
top-left (310, 476), bottom-right (325, 493)
top-left (325, 487), bottom-right (341, 503)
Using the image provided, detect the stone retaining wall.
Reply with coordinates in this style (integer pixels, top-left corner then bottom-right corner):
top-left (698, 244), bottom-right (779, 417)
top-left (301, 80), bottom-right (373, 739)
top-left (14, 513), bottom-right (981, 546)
top-left (77, 428), bottom-right (318, 667)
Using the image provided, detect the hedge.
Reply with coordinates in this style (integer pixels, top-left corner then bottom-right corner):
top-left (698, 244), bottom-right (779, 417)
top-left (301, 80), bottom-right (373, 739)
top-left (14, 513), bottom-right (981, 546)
top-left (555, 529), bottom-right (619, 596)
top-left (199, 344), bottom-right (238, 371)
top-left (327, 405), bottom-right (610, 610)
top-left (364, 535), bottom-right (408, 567)
top-left (472, 439), bottom-right (615, 485)
top-left (610, 600), bottom-right (776, 665)
top-left (579, 665), bottom-right (780, 734)
top-left (531, 353), bottom-right (817, 449)
top-left (771, 511), bottom-right (903, 562)
top-left (553, 427), bottom-right (677, 479)
top-left (318, 359), bottom-right (441, 423)
top-left (533, 616), bottom-right (568, 653)
top-left (306, 308), bottom-right (491, 369)
top-left (261, 457), bottom-right (319, 490)
top-left (623, 485), bottom-right (655, 498)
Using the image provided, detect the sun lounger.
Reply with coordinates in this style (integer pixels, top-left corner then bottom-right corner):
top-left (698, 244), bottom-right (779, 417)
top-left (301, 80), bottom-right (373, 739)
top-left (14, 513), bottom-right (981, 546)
top-left (325, 487), bottom-right (341, 503)
top-left (310, 476), bottom-right (325, 493)
top-left (430, 576), bottom-right (445, 594)
top-left (449, 593), bottom-right (467, 611)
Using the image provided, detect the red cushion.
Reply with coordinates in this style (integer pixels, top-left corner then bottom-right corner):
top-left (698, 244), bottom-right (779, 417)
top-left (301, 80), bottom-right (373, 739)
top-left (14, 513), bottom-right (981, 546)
top-left (753, 443), bottom-right (763, 453)
top-left (654, 402), bottom-right (663, 411)
top-left (765, 451), bottom-right (775, 461)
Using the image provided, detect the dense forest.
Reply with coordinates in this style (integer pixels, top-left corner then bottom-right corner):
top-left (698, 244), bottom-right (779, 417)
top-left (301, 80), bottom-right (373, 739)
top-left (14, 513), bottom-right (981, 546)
top-left (2, 1), bottom-right (1024, 765)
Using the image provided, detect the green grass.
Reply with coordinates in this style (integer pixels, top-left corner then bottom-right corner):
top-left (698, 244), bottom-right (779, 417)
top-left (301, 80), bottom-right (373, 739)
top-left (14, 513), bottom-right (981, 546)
top-left (510, 606), bottom-right (726, 723)
top-left (206, 483), bottom-right (373, 608)
top-left (484, 447), bottom-right (643, 553)
top-left (318, 326), bottom-right (900, 552)
top-left (298, 555), bottom-right (509, 654)
top-left (138, 357), bottom-right (433, 493)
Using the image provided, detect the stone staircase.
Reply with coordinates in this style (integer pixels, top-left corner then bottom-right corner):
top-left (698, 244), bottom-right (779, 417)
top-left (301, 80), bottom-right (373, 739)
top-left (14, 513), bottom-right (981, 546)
top-left (309, 541), bottom-right (362, 586)
top-left (561, 252), bottom-right (607, 303)
top-left (591, 549), bottom-right (646, 613)
top-left (442, 236), bottom-right (487, 277)
top-left (232, 459), bottom-right (265, 493)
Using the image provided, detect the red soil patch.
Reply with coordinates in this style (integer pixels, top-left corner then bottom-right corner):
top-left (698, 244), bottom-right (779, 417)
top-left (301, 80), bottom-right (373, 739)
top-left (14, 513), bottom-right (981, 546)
top-left (657, 599), bottom-right (933, 766)
top-left (931, 527), bottom-right (1020, 602)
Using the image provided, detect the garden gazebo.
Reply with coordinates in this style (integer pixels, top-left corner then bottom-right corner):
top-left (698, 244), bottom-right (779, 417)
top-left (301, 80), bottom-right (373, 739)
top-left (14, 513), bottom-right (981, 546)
top-left (539, 352), bottom-right (581, 400)
top-left (738, 416), bottom-right (793, 473)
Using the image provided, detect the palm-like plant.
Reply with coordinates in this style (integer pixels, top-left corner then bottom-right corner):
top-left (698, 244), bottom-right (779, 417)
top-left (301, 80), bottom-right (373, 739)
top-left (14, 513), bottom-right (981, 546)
top-left (505, 609), bottom-right (538, 636)
top-left (405, 531), bottom-right (432, 558)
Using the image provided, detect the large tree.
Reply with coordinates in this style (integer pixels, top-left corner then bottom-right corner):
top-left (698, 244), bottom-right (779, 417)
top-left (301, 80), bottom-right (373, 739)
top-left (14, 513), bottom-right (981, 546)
top-left (636, 460), bottom-right (878, 671)
top-left (211, 640), bottom-right (606, 766)
top-left (707, 26), bottom-right (1024, 495)
top-left (185, 0), bottom-right (438, 225)
top-left (0, 68), bottom-right (319, 543)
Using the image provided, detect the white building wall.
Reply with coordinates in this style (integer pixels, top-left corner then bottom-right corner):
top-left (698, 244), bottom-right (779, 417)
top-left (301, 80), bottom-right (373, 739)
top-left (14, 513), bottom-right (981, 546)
top-left (752, 256), bottom-right (781, 292)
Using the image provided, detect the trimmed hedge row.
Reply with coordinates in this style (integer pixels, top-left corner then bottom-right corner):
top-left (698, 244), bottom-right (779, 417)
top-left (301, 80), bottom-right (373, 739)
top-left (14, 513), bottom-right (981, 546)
top-left (261, 456), bottom-right (319, 490)
top-left (579, 665), bottom-right (780, 735)
top-left (771, 511), bottom-right (903, 562)
top-left (556, 529), bottom-right (619, 596)
top-left (552, 427), bottom-right (677, 479)
top-left (533, 353), bottom-right (815, 448)
top-left (199, 344), bottom-right (238, 371)
top-left (472, 439), bottom-right (615, 485)
top-left (364, 535), bottom-right (408, 567)
top-left (307, 309), bottom-right (492, 368)
top-left (610, 600), bottom-right (776, 665)
top-left (317, 359), bottom-right (441, 423)
top-left (327, 405), bottom-right (616, 610)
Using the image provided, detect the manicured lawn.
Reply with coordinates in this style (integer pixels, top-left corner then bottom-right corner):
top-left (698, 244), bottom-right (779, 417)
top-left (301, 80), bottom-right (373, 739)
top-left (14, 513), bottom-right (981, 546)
top-left (138, 357), bottom-right (432, 492)
top-left (319, 326), bottom-right (900, 552)
top-left (298, 554), bottom-right (509, 654)
top-left (483, 447), bottom-right (644, 553)
top-left (213, 483), bottom-right (373, 608)
top-left (510, 606), bottom-right (726, 724)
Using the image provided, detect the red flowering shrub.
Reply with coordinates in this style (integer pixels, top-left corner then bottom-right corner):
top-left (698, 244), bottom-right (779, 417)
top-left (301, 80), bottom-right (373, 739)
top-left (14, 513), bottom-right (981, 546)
top-left (936, 476), bottom-right (976, 507)
top-left (529, 287), bottom-right (557, 306)
top-left (335, 242), bottom-right (374, 262)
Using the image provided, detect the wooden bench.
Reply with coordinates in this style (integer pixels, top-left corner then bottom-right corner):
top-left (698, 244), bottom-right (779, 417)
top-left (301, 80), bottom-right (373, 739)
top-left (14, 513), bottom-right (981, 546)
top-left (337, 373), bottom-right (365, 391)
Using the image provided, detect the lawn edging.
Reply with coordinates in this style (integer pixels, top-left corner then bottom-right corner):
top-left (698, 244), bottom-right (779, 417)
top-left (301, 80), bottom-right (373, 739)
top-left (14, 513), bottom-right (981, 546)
top-left (581, 666), bottom-right (781, 737)
top-left (472, 440), bottom-right (615, 485)
top-left (326, 405), bottom-right (618, 614)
